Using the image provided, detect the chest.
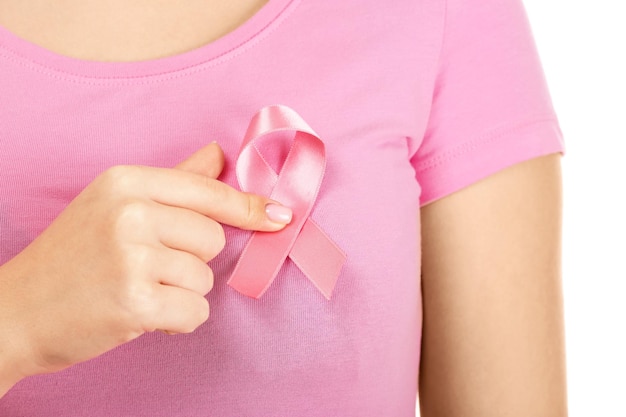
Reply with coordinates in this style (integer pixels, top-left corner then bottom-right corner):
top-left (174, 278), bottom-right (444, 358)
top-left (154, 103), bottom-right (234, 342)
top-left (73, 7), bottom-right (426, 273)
top-left (0, 0), bottom-right (268, 61)
top-left (0, 3), bottom-right (438, 414)
top-left (0, 0), bottom-right (434, 264)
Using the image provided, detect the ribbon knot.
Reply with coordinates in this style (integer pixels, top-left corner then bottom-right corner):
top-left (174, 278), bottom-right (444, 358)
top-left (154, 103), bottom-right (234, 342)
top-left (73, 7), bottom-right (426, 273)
top-left (227, 105), bottom-right (346, 300)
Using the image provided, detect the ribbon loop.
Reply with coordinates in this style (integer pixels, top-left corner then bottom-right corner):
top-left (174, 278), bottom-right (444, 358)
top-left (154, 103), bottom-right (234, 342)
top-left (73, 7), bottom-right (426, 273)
top-left (227, 105), bottom-right (346, 299)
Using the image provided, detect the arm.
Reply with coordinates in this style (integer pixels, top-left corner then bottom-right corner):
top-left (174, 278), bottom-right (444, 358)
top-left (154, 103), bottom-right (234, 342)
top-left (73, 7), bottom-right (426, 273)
top-left (418, 153), bottom-right (567, 416)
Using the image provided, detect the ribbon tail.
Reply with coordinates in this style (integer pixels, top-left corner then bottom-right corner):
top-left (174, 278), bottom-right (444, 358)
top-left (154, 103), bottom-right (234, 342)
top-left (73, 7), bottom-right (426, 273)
top-left (289, 219), bottom-right (346, 300)
top-left (228, 229), bottom-right (292, 299)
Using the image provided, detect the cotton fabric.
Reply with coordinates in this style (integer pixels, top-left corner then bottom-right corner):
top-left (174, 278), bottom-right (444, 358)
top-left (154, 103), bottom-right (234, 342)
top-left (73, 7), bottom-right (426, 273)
top-left (0, 0), bottom-right (564, 415)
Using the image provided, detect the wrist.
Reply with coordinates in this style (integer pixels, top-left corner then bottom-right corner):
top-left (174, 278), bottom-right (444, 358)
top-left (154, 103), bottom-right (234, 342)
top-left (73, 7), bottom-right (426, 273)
top-left (0, 302), bottom-right (29, 397)
top-left (0, 343), bottom-right (25, 397)
top-left (0, 260), bottom-right (39, 397)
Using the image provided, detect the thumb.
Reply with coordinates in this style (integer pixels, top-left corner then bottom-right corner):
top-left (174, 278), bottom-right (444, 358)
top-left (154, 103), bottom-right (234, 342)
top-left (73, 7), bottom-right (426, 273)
top-left (175, 142), bottom-right (225, 179)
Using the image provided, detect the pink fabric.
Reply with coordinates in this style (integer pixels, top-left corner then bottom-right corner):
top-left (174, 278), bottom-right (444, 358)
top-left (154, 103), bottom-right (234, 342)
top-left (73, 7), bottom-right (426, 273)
top-left (228, 105), bottom-right (346, 300)
top-left (0, 0), bottom-right (565, 415)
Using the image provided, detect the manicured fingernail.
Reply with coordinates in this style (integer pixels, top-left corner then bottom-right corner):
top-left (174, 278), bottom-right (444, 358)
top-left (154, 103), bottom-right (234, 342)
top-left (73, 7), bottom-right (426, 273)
top-left (265, 203), bottom-right (293, 224)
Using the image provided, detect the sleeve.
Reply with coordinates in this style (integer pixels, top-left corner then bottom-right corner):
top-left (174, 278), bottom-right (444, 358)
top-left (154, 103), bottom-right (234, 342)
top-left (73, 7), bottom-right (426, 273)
top-left (411, 0), bottom-right (566, 207)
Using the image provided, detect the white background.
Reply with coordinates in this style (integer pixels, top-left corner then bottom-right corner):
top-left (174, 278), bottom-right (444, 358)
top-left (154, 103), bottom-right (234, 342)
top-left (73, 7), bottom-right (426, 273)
top-left (525, 1), bottom-right (625, 415)
top-left (418, 1), bottom-right (626, 415)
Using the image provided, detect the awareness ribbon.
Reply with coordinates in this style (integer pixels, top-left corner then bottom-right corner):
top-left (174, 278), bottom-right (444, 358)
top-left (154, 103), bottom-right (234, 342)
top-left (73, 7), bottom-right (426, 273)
top-left (227, 105), bottom-right (346, 300)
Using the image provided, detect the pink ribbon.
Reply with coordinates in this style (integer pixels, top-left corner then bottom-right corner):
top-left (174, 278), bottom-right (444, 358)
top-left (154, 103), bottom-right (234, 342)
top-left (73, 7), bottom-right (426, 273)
top-left (227, 105), bottom-right (346, 300)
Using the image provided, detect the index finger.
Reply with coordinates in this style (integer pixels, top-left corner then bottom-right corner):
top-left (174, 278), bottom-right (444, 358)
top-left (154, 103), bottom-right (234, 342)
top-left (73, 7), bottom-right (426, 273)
top-left (128, 165), bottom-right (292, 231)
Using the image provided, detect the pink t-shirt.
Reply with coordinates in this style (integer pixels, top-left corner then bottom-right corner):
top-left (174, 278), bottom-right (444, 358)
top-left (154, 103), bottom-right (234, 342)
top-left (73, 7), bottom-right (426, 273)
top-left (0, 0), bottom-right (565, 415)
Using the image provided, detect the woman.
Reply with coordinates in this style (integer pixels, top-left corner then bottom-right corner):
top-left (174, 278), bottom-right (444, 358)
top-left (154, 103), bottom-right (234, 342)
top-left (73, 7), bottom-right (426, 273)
top-left (0, 0), bottom-right (567, 415)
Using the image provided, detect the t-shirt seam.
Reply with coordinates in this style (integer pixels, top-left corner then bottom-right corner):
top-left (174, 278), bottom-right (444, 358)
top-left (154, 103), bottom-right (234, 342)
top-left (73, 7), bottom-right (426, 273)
top-left (0, 0), bottom-right (299, 85)
top-left (414, 116), bottom-right (559, 173)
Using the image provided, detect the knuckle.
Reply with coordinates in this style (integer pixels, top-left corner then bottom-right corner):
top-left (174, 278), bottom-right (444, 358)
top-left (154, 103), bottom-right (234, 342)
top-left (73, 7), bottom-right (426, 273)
top-left (196, 220), bottom-right (225, 262)
top-left (112, 200), bottom-right (151, 234)
top-left (242, 193), bottom-right (263, 229)
top-left (181, 298), bottom-right (210, 334)
top-left (185, 256), bottom-right (214, 294)
top-left (100, 165), bottom-right (141, 194)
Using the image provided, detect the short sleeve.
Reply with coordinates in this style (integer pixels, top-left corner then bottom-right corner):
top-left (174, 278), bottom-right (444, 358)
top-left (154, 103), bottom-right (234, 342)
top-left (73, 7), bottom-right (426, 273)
top-left (412, 0), bottom-right (566, 207)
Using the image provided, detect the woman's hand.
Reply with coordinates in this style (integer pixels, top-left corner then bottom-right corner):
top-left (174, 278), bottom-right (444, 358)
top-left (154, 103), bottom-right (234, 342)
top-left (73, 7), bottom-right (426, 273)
top-left (0, 143), bottom-right (291, 394)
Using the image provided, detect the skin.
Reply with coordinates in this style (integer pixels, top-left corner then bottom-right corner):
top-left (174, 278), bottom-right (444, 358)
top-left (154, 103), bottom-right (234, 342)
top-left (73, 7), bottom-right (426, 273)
top-left (0, 0), bottom-right (270, 62)
top-left (0, 143), bottom-right (291, 397)
top-left (419, 153), bottom-right (568, 416)
top-left (0, 1), bottom-right (568, 413)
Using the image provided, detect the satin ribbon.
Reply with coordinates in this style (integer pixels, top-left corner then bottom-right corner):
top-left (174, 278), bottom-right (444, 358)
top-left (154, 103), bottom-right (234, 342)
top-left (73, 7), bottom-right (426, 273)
top-left (227, 105), bottom-right (346, 299)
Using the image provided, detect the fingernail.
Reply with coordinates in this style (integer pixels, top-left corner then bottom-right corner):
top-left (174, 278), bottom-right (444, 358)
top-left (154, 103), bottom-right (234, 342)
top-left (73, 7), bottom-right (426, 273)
top-left (265, 203), bottom-right (293, 224)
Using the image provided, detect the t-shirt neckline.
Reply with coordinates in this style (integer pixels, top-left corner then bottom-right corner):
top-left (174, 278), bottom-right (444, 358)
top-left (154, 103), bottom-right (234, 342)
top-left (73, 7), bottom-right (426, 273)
top-left (0, 0), bottom-right (296, 80)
